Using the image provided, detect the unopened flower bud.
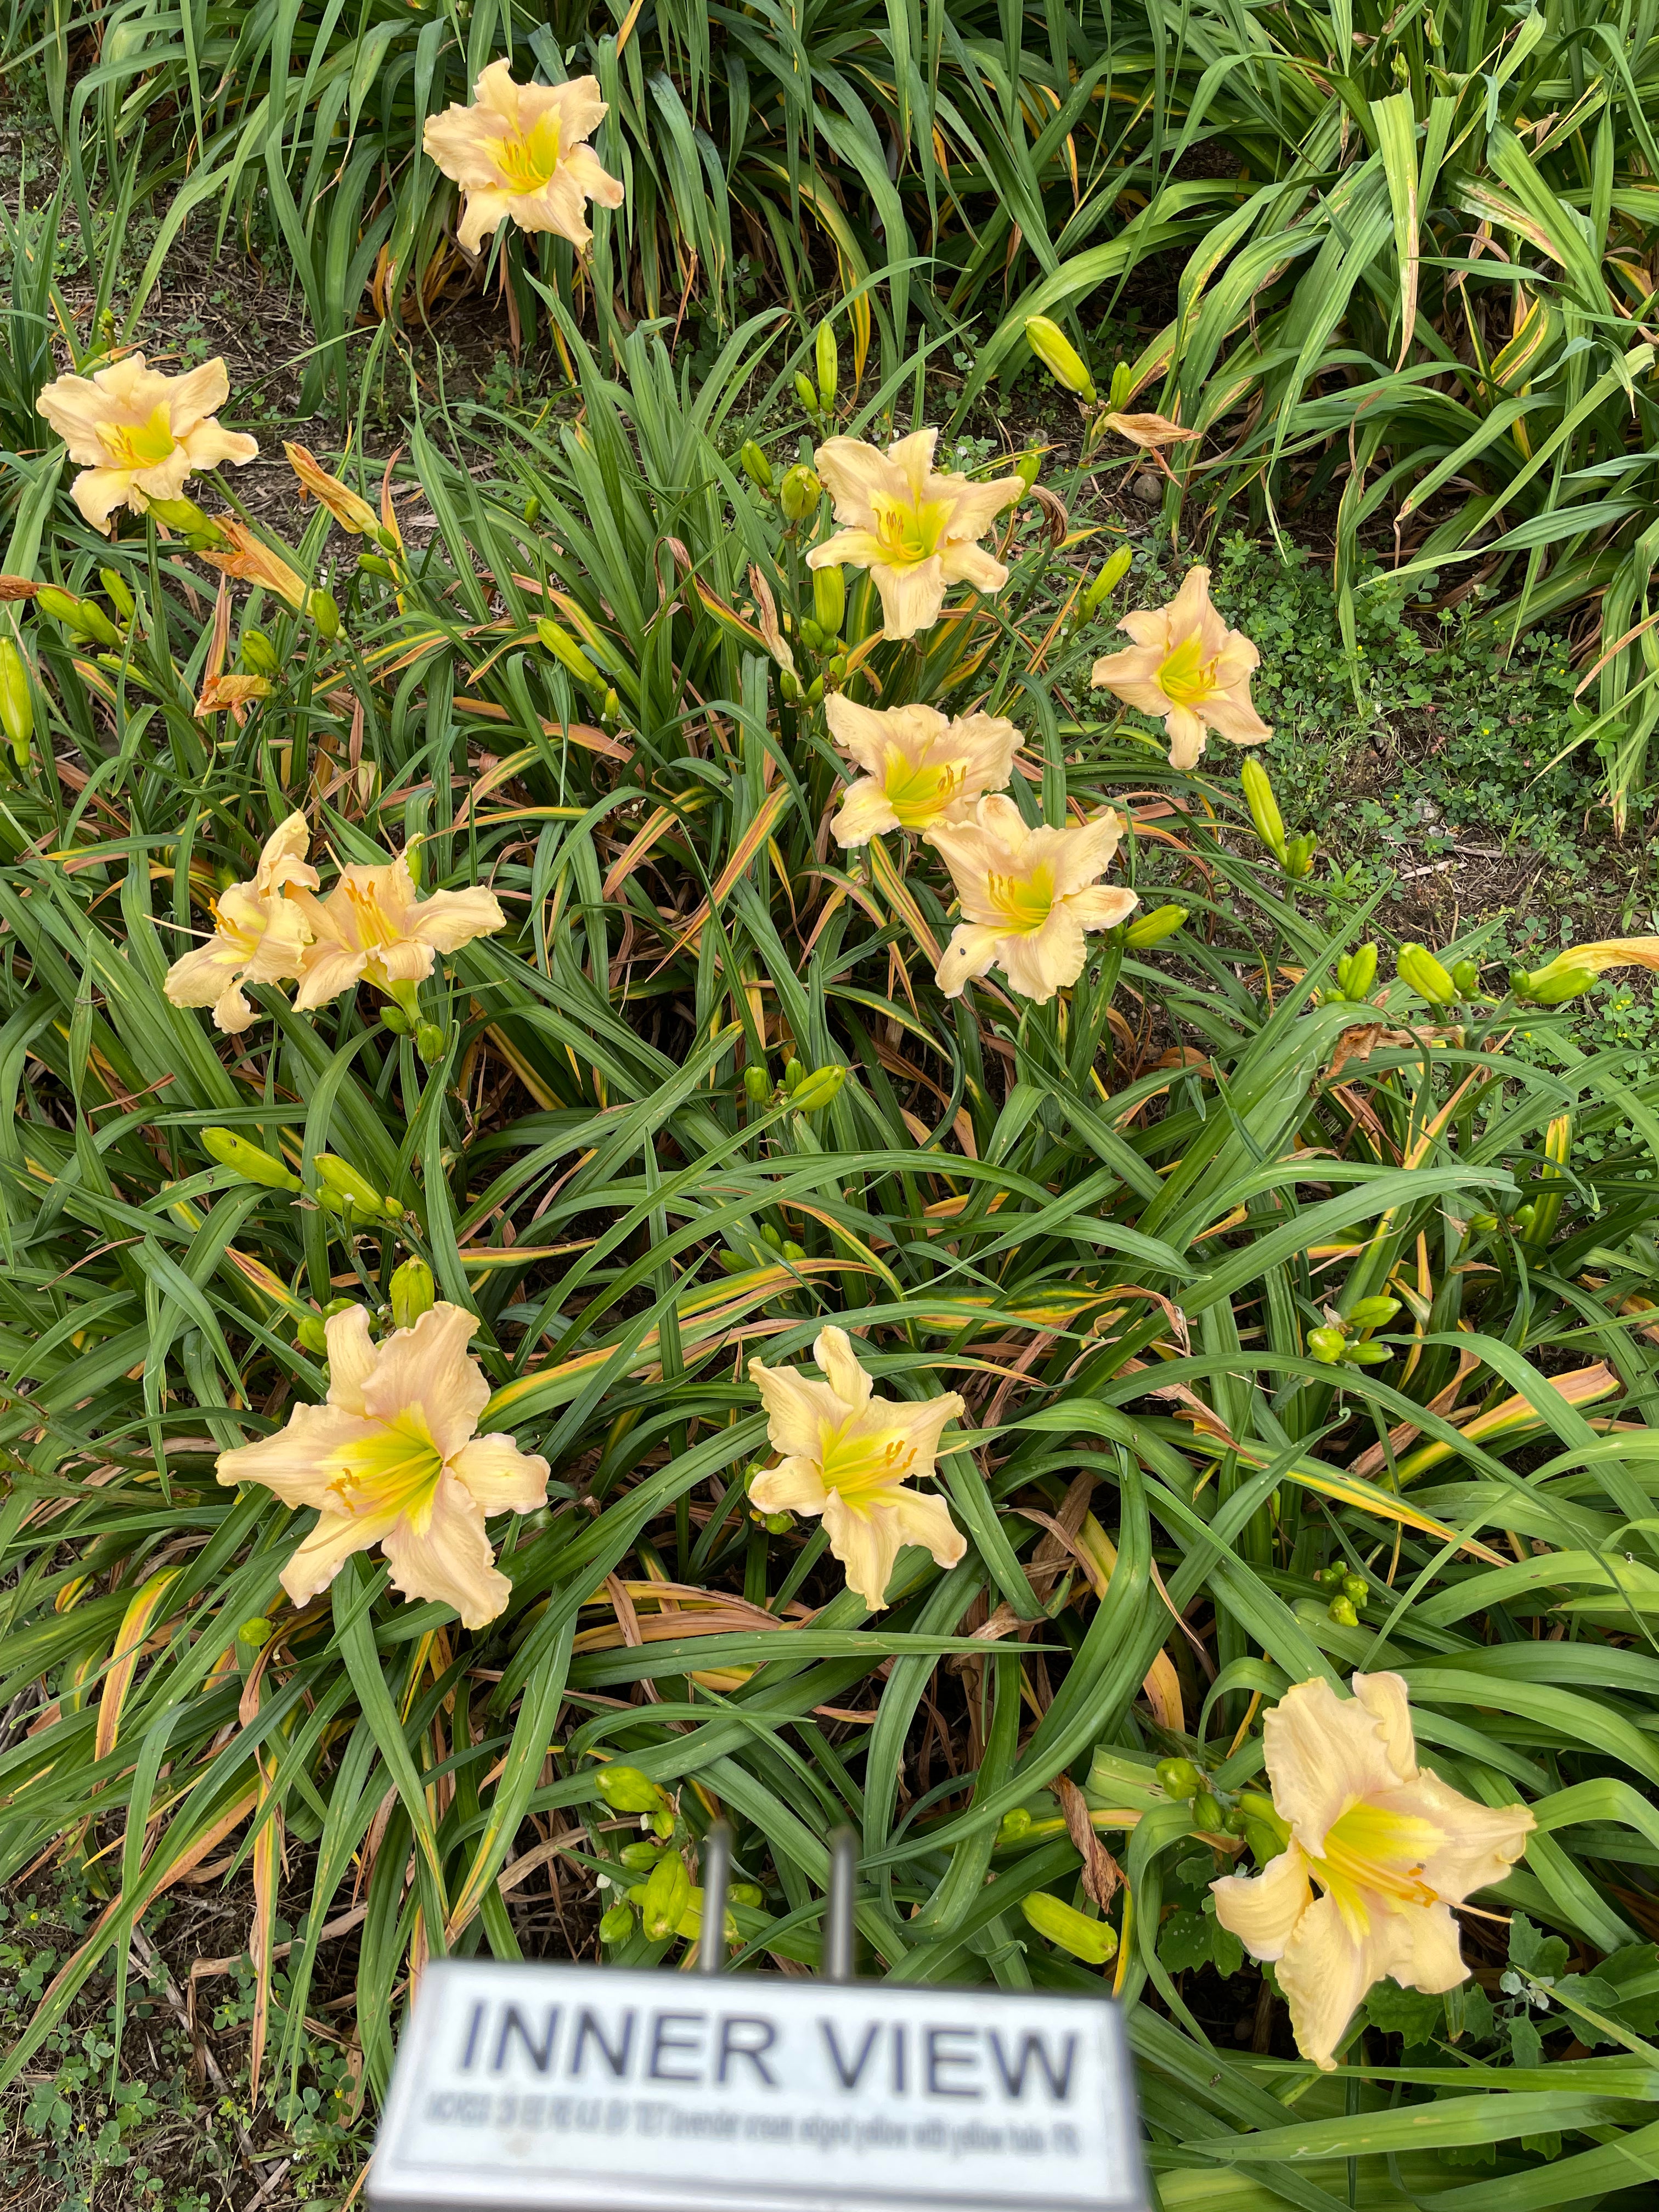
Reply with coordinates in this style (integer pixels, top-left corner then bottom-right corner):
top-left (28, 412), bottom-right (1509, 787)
top-left (1450, 958), bottom-right (1481, 997)
top-left (743, 1064), bottom-right (769, 1104)
top-left (1283, 832), bottom-right (1316, 879)
top-left (599, 1901), bottom-right (635, 1945)
top-left (1084, 544), bottom-right (1133, 612)
top-left (740, 440), bottom-right (774, 492)
top-left (1335, 944), bottom-right (1378, 1001)
top-left (1192, 1791), bottom-right (1224, 1832)
top-left (639, 1853), bottom-right (692, 1942)
top-left (309, 588), bottom-right (341, 639)
top-left (202, 1126), bottom-right (301, 1190)
top-left (1240, 757), bottom-right (1286, 862)
top-left (1124, 903), bottom-right (1187, 950)
top-left (1021, 1891), bottom-right (1116, 1964)
top-left (812, 562), bottom-right (845, 638)
top-left (1015, 449), bottom-right (1042, 493)
top-left (814, 324), bottom-right (838, 413)
top-left (595, 1764), bottom-right (668, 1814)
top-left (0, 639), bottom-right (32, 765)
top-left (1513, 963), bottom-right (1595, 1005)
top-left (1341, 1339), bottom-right (1392, 1365)
top-left (296, 1313), bottom-right (330, 1353)
top-left (1024, 315), bottom-right (1097, 403)
top-left (791, 1063), bottom-right (845, 1113)
top-left (416, 1020), bottom-right (447, 1064)
top-left (523, 495), bottom-right (542, 527)
top-left (241, 626), bottom-right (280, 675)
top-left (1346, 1296), bottom-right (1400, 1329)
top-left (146, 494), bottom-right (217, 534)
top-left (99, 568), bottom-right (134, 620)
top-left (537, 617), bottom-right (601, 688)
top-left (390, 1257), bottom-right (436, 1330)
top-left (793, 372), bottom-right (820, 416)
top-left (1398, 943), bottom-right (1455, 1005)
top-left (312, 1153), bottom-right (391, 1220)
top-left (782, 1057), bottom-right (804, 1093)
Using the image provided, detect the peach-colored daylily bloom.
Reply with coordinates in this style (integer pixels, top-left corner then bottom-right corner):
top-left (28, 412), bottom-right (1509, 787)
top-left (925, 794), bottom-right (1137, 1003)
top-left (291, 852), bottom-right (505, 1008)
top-left (1090, 565), bottom-right (1271, 771)
top-left (748, 1325), bottom-right (965, 1611)
top-left (1212, 1672), bottom-right (1534, 2072)
top-left (285, 443), bottom-right (382, 538)
top-left (36, 354), bottom-right (258, 535)
top-left (423, 63), bottom-right (625, 256)
top-left (825, 694), bottom-right (1020, 845)
top-left (806, 430), bottom-right (1023, 640)
top-left (198, 518), bottom-right (309, 611)
top-left (164, 813), bottom-right (318, 1034)
top-left (218, 1302), bottom-right (549, 1628)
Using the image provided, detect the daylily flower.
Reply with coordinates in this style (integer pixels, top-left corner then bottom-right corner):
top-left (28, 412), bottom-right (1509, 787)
top-left (825, 694), bottom-right (1020, 845)
top-left (748, 1325), bottom-right (965, 1611)
top-left (195, 672), bottom-right (273, 720)
top-left (926, 793), bottom-right (1137, 1003)
top-left (805, 429), bottom-right (1023, 640)
top-left (36, 354), bottom-right (258, 536)
top-left (217, 1302), bottom-right (550, 1628)
top-left (1090, 565), bottom-right (1271, 771)
top-left (164, 813), bottom-right (318, 1035)
top-left (198, 519), bottom-right (309, 611)
top-left (291, 851), bottom-right (505, 1008)
top-left (1211, 1671), bottom-right (1534, 2072)
top-left (423, 63), bottom-right (625, 256)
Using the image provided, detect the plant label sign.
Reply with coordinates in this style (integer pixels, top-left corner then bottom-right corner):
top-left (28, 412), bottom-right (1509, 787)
top-left (368, 1959), bottom-right (1149, 2212)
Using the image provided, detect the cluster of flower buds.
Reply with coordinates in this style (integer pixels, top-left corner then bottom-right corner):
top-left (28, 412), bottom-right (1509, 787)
top-left (1397, 944), bottom-right (1482, 1004)
top-left (1329, 944), bottom-right (1378, 1002)
top-left (590, 1764), bottom-right (765, 1950)
top-left (1312, 1561), bottom-right (1371, 1628)
top-left (1306, 1294), bottom-right (1401, 1369)
top-left (1154, 1756), bottom-right (1290, 1866)
top-left (742, 1053), bottom-right (846, 1116)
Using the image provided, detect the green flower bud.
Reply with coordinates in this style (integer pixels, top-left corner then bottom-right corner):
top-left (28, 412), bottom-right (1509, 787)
top-left (36, 585), bottom-right (84, 630)
top-left (381, 1005), bottom-right (412, 1035)
top-left (1015, 449), bottom-right (1043, 493)
top-left (778, 465), bottom-right (820, 523)
top-left (739, 440), bottom-right (774, 492)
top-left (296, 1313), bottom-right (330, 1353)
top-left (1024, 315), bottom-right (1097, 403)
top-left (1345, 1295), bottom-right (1400, 1329)
top-left (416, 1020), bottom-right (447, 1064)
top-left (523, 495), bottom-right (543, 528)
top-left (599, 1901), bottom-right (635, 1945)
top-left (238, 1616), bottom-right (273, 1648)
top-left (763, 1511), bottom-right (792, 1534)
top-left (146, 494), bottom-right (217, 534)
top-left (241, 627), bottom-right (280, 676)
top-left (1235, 1791), bottom-right (1280, 1828)
top-left (814, 323), bottom-right (839, 412)
top-left (308, 588), bottom-right (341, 639)
top-left (812, 562), bottom-right (845, 639)
top-left (1155, 1757), bottom-right (1201, 1802)
top-left (793, 372), bottom-right (820, 416)
top-left (1398, 943), bottom-right (1455, 1005)
top-left (1283, 832), bottom-right (1317, 880)
top-left (1341, 1573), bottom-right (1368, 1604)
top-left (1449, 958), bottom-right (1481, 997)
top-left (357, 553), bottom-right (395, 580)
top-left (1513, 964), bottom-right (1596, 1005)
top-left (0, 639), bottom-right (33, 764)
top-left (730, 1882), bottom-right (764, 1909)
top-left (1306, 1325), bottom-right (1346, 1364)
top-left (619, 1840), bottom-right (668, 1870)
top-left (1328, 1594), bottom-right (1360, 1628)
top-left (202, 1127), bottom-right (302, 1190)
top-left (828, 653), bottom-right (847, 680)
top-left (1240, 757), bottom-right (1286, 862)
top-left (389, 1257), bottom-right (436, 1331)
top-left (99, 568), bottom-right (135, 620)
top-left (1336, 944), bottom-right (1378, 1001)
top-left (743, 1064), bottom-right (769, 1104)
top-left (782, 1057), bottom-right (804, 1093)
top-left (1020, 1892), bottom-right (1117, 1965)
top-left (778, 669), bottom-right (802, 703)
top-left (1083, 544), bottom-right (1133, 613)
top-left (1469, 1211), bottom-right (1500, 1233)
top-left (799, 617), bottom-right (826, 653)
top-left (1245, 1818), bottom-right (1286, 1865)
top-left (806, 675), bottom-right (825, 706)
top-left (594, 1764), bottom-right (668, 1815)
top-left (1340, 1340), bottom-right (1392, 1365)
top-left (781, 1239), bottom-right (805, 1262)
top-left (1124, 902), bottom-right (1187, 950)
top-left (1192, 1791), bottom-right (1224, 1832)
top-left (537, 617), bottom-right (601, 689)
top-left (312, 1154), bottom-right (391, 1219)
top-left (1222, 1803), bottom-right (1248, 1835)
top-left (998, 1808), bottom-right (1034, 1845)
top-left (639, 1852), bottom-right (692, 1942)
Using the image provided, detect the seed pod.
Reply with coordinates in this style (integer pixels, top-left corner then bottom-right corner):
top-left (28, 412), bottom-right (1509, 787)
top-left (1240, 757), bottom-right (1287, 862)
top-left (619, 1841), bottom-right (668, 1871)
top-left (594, 1764), bottom-right (668, 1815)
top-left (202, 1127), bottom-right (302, 1190)
top-left (778, 465), bottom-right (821, 523)
top-left (1124, 902), bottom-right (1187, 950)
top-left (806, 675), bottom-right (825, 706)
top-left (390, 1257), bottom-right (436, 1330)
top-left (1020, 1892), bottom-right (1117, 1965)
top-left (1341, 1573), bottom-right (1368, 1604)
top-left (730, 1882), bottom-right (764, 1909)
top-left (599, 1901), bottom-right (635, 1945)
top-left (1155, 1757), bottom-right (1201, 1802)
top-left (241, 627), bottom-right (280, 675)
top-left (812, 562), bottom-right (845, 638)
top-left (639, 1853), bottom-right (692, 1943)
top-left (814, 323), bottom-right (839, 412)
top-left (1192, 1791), bottom-right (1224, 1832)
top-left (1398, 943), bottom-right (1455, 1005)
top-left (1023, 315), bottom-right (1097, 403)
top-left (238, 1616), bottom-right (273, 1647)
top-left (997, 1808), bottom-right (1034, 1844)
top-left (1245, 1818), bottom-right (1286, 1865)
top-left (522, 494), bottom-right (542, 527)
top-left (763, 1512), bottom-right (792, 1534)
top-left (295, 1314), bottom-right (330, 1353)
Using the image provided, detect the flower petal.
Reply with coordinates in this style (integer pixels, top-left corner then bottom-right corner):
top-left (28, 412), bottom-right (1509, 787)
top-left (884, 1485), bottom-right (966, 1571)
top-left (999, 906), bottom-right (1084, 1002)
top-left (406, 883), bottom-right (506, 953)
top-left (1065, 884), bottom-right (1139, 932)
top-left (1165, 706), bottom-right (1207, 770)
top-left (382, 1472), bottom-right (511, 1629)
top-left (217, 1400), bottom-right (372, 1509)
top-left (821, 1489), bottom-right (903, 1610)
top-left (1277, 1889), bottom-right (1377, 2070)
top-left (806, 527), bottom-right (887, 574)
top-left (363, 1302), bottom-right (490, 1461)
top-left (814, 437), bottom-right (903, 527)
top-left (179, 420), bottom-right (261, 472)
top-left (812, 1325), bottom-right (873, 1414)
top-left (749, 1455), bottom-right (830, 1517)
top-left (283, 1503), bottom-right (402, 1609)
top-left (457, 188), bottom-right (515, 255)
top-left (1387, 1769), bottom-right (1534, 1904)
top-left (322, 1306), bottom-right (379, 1417)
top-left (831, 776), bottom-right (901, 847)
top-left (1265, 1674), bottom-right (1409, 1858)
top-left (164, 940), bottom-right (241, 1010)
top-left (449, 1431), bottom-right (552, 1516)
top-left (70, 466), bottom-right (139, 534)
top-left (935, 922), bottom-right (1006, 998)
top-left (748, 1354), bottom-right (850, 1460)
top-left (1212, 1840), bottom-right (1314, 1962)
top-left (294, 943), bottom-right (369, 1009)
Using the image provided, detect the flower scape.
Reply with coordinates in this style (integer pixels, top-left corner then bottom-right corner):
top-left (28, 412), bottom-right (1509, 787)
top-left (3, 114), bottom-right (1654, 2208)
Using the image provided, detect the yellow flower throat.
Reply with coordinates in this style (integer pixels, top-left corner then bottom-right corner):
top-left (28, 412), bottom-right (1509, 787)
top-left (1308, 1802), bottom-right (1442, 1935)
top-left (494, 112), bottom-right (563, 194)
top-left (883, 750), bottom-right (966, 828)
top-left (986, 862), bottom-right (1056, 936)
top-left (871, 492), bottom-right (950, 568)
top-left (99, 403), bottom-right (178, 472)
top-left (821, 1423), bottom-right (917, 1506)
top-left (1156, 631), bottom-right (1221, 708)
top-left (327, 1409), bottom-right (444, 1521)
